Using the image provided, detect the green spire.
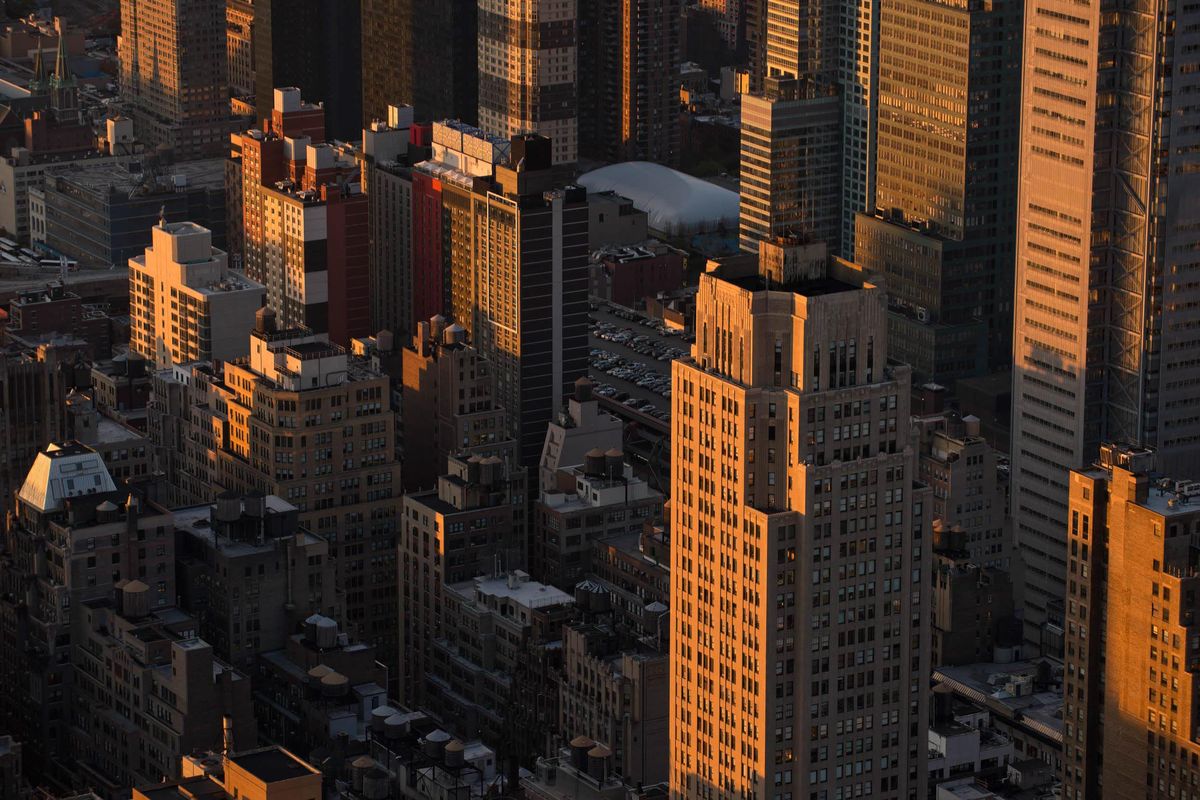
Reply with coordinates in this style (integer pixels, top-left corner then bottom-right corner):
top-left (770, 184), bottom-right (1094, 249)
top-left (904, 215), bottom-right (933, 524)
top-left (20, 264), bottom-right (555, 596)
top-left (29, 39), bottom-right (47, 94)
top-left (49, 33), bottom-right (73, 89)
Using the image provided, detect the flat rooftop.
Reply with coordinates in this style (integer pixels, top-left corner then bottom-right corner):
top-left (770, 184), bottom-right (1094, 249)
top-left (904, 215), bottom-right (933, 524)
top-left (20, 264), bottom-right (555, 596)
top-left (47, 158), bottom-right (227, 195)
top-left (229, 747), bottom-right (317, 783)
top-left (721, 272), bottom-right (856, 297)
top-left (137, 776), bottom-right (227, 800)
top-left (933, 660), bottom-right (1062, 743)
top-left (461, 573), bottom-right (574, 610)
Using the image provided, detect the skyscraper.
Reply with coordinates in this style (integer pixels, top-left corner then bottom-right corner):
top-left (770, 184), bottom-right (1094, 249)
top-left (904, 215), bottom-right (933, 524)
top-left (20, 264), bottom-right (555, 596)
top-left (738, 0), bottom-right (879, 256)
top-left (1062, 443), bottom-right (1199, 799)
top-left (359, 105), bottom-right (417, 338)
top-left (738, 76), bottom-right (842, 252)
top-left (578, 0), bottom-right (681, 165)
top-left (477, 0), bottom-right (578, 165)
top-left (468, 137), bottom-right (590, 465)
top-left (1010, 0), bottom-right (1200, 643)
top-left (360, 0), bottom-right (478, 124)
top-left (226, 0), bottom-right (255, 98)
top-left (853, 0), bottom-right (1021, 385)
top-left (253, 0), bottom-right (363, 141)
top-left (411, 130), bottom-right (590, 466)
top-left (118, 0), bottom-right (239, 159)
top-left (669, 238), bottom-right (931, 799)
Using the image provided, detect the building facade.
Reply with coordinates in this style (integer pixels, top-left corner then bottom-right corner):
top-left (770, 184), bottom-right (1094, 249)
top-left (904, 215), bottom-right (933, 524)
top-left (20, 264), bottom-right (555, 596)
top-left (668, 239), bottom-right (931, 799)
top-left (187, 317), bottom-right (401, 679)
top-left (399, 317), bottom-right (520, 493)
top-left (738, 77), bottom-right (842, 253)
top-left (398, 452), bottom-right (527, 708)
top-left (128, 220), bottom-right (265, 368)
top-left (361, 0), bottom-right (478, 125)
top-left (534, 450), bottom-right (663, 591)
top-left (118, 0), bottom-right (239, 158)
top-left (174, 491), bottom-right (339, 670)
top-left (477, 0), bottom-right (578, 164)
top-left (235, 88), bottom-right (370, 345)
top-left (360, 106), bottom-right (417, 338)
top-left (1009, 0), bottom-right (1200, 644)
top-left (853, 0), bottom-right (1021, 384)
top-left (33, 158), bottom-right (228, 270)
top-left (252, 0), bottom-right (363, 141)
top-left (1062, 443), bottom-right (1200, 799)
top-left (578, 0), bottom-right (680, 165)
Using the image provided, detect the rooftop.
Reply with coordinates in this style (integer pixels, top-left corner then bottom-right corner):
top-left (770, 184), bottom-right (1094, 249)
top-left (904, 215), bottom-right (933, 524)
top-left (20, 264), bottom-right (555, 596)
top-left (47, 157), bottom-right (227, 196)
top-left (17, 441), bottom-right (117, 512)
top-left (458, 572), bottom-right (574, 612)
top-left (229, 747), bottom-right (318, 784)
top-left (933, 660), bottom-right (1063, 744)
top-left (94, 416), bottom-right (145, 444)
top-left (136, 776), bottom-right (227, 800)
top-left (717, 271), bottom-right (857, 298)
top-left (578, 162), bottom-right (739, 235)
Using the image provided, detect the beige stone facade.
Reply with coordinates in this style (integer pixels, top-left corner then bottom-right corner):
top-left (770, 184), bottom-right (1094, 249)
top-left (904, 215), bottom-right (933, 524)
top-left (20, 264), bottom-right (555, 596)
top-left (669, 239), bottom-right (930, 800)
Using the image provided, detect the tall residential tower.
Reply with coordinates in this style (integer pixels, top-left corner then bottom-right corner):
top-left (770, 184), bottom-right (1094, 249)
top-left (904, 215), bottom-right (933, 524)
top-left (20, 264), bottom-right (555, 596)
top-left (477, 0), bottom-right (578, 164)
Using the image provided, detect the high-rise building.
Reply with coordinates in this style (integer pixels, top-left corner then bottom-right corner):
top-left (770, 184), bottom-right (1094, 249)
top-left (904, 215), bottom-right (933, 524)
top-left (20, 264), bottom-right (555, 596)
top-left (1062, 443), bottom-right (1200, 799)
top-left (174, 491), bottom-right (339, 671)
top-left (0, 444), bottom-right (253, 795)
top-left (477, 0), bottom-right (578, 165)
top-left (399, 316), bottom-right (520, 493)
top-left (738, 76), bottom-right (842, 252)
top-left (739, 0), bottom-right (880, 257)
top-left (1009, 0), bottom-right (1200, 644)
top-left (359, 106), bottom-right (418, 338)
top-left (226, 0), bottom-right (255, 98)
top-left (412, 131), bottom-right (590, 466)
top-left (235, 88), bottom-right (371, 345)
top-left (578, 0), bottom-right (681, 165)
top-left (175, 314), bottom-right (401, 676)
top-left (853, 0), bottom-right (1020, 384)
top-left (253, 0), bottom-right (363, 141)
top-left (398, 454), bottom-right (528, 710)
top-left (128, 220), bottom-right (265, 368)
top-left (410, 121), bottom-right (510, 328)
top-left (668, 238), bottom-right (931, 799)
top-left (0, 344), bottom-right (70, 521)
top-left (360, 0), bottom-right (478, 125)
top-left (474, 141), bottom-right (590, 465)
top-left (117, 0), bottom-right (239, 159)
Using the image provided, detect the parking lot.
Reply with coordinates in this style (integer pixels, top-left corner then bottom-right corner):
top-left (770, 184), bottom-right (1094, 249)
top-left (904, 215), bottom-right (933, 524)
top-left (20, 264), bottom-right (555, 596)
top-left (587, 305), bottom-right (694, 424)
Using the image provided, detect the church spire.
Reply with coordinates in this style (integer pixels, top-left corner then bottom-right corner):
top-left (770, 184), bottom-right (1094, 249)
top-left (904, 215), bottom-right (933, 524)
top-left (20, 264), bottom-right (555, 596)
top-left (48, 30), bottom-right (77, 116)
top-left (29, 38), bottom-right (47, 95)
top-left (49, 33), bottom-right (73, 90)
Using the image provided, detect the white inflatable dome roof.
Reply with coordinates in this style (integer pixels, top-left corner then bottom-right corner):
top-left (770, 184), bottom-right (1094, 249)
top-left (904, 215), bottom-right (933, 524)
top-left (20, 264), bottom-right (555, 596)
top-left (579, 162), bottom-right (739, 236)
